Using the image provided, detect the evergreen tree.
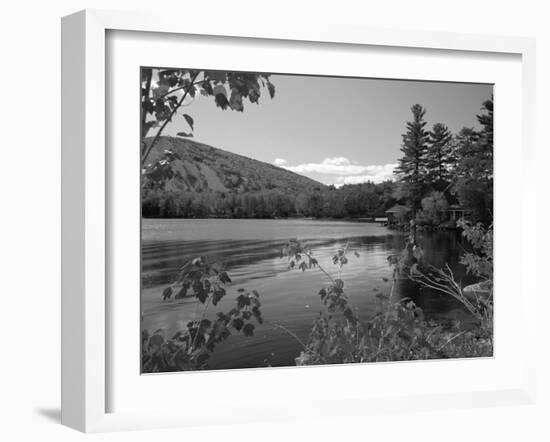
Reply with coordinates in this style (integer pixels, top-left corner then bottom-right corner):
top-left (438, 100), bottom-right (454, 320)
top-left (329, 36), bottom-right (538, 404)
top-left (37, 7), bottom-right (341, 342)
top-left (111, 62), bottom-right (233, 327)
top-left (454, 128), bottom-right (479, 167)
top-left (478, 95), bottom-right (493, 147)
top-left (452, 96), bottom-right (494, 223)
top-left (476, 96), bottom-right (494, 184)
top-left (452, 127), bottom-right (480, 182)
top-left (396, 104), bottom-right (429, 212)
top-left (426, 123), bottom-right (453, 191)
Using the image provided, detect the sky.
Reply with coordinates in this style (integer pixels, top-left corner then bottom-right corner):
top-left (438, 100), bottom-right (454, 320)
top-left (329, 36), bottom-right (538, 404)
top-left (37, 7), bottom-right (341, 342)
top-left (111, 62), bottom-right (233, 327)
top-left (159, 73), bottom-right (492, 186)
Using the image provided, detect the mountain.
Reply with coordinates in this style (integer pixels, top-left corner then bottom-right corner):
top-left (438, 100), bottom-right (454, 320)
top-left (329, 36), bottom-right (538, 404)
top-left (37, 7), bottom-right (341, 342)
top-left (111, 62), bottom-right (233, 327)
top-left (143, 136), bottom-right (325, 194)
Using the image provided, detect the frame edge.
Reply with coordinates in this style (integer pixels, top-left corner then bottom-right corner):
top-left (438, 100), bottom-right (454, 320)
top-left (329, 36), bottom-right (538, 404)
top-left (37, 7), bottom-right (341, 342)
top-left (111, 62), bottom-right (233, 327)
top-left (61, 10), bottom-right (87, 432)
top-left (62, 8), bottom-right (108, 433)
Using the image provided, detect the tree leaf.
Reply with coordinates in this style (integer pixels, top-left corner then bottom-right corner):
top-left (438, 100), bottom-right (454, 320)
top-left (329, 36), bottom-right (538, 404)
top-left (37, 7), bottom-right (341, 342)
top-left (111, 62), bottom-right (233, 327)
top-left (231, 318), bottom-right (244, 331)
top-left (213, 85), bottom-right (230, 110)
top-left (205, 71), bottom-right (227, 83)
top-left (183, 114), bottom-right (194, 130)
top-left (252, 306), bottom-right (263, 324)
top-left (212, 287), bottom-right (226, 306)
top-left (174, 285), bottom-right (188, 299)
top-left (162, 286), bottom-right (173, 300)
top-left (214, 93), bottom-right (230, 110)
top-left (243, 323), bottom-right (255, 336)
top-left (237, 294), bottom-right (251, 308)
top-left (229, 90), bottom-right (244, 112)
top-left (201, 81), bottom-right (213, 95)
top-left (343, 307), bottom-right (357, 325)
top-left (213, 84), bottom-right (227, 98)
top-left (152, 79), bottom-right (170, 99)
top-left (267, 81), bottom-right (275, 99)
top-left (219, 271), bottom-right (231, 284)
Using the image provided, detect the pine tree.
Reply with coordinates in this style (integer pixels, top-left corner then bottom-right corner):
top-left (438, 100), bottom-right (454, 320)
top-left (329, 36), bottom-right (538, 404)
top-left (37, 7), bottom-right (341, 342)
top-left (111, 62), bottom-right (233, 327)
top-left (476, 96), bottom-right (494, 183)
top-left (477, 95), bottom-right (493, 148)
top-left (396, 104), bottom-right (429, 212)
top-left (453, 127), bottom-right (480, 178)
top-left (426, 122), bottom-right (453, 191)
top-left (452, 96), bottom-right (494, 223)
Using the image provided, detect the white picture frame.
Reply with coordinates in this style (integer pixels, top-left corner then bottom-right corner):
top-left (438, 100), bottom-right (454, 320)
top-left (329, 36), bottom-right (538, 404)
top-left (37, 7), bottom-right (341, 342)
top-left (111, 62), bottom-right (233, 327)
top-left (61, 9), bottom-right (537, 433)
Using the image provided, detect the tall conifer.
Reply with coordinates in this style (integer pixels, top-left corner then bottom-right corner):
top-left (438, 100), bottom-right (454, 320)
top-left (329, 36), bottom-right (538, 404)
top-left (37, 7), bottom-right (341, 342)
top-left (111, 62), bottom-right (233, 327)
top-left (427, 122), bottom-right (453, 191)
top-left (396, 104), bottom-right (429, 212)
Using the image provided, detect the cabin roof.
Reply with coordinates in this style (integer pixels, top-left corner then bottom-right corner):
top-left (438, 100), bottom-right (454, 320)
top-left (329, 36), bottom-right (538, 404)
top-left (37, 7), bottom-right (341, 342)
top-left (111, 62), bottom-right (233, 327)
top-left (385, 204), bottom-right (411, 214)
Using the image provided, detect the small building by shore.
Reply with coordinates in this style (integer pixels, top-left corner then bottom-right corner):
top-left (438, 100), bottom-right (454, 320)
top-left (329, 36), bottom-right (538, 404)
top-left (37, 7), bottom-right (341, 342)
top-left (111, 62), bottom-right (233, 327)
top-left (446, 204), bottom-right (469, 220)
top-left (385, 204), bottom-right (412, 225)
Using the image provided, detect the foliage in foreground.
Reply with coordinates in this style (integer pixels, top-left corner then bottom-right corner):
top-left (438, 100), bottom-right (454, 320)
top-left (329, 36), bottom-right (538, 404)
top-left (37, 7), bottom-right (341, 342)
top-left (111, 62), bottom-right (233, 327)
top-left (141, 256), bottom-right (263, 372)
top-left (409, 220), bottom-right (493, 327)
top-left (281, 235), bottom-right (492, 367)
top-left (142, 222), bottom-right (493, 372)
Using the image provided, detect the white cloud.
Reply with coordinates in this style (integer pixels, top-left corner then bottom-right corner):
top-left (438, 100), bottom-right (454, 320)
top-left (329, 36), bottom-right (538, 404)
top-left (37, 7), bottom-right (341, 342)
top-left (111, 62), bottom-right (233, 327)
top-left (321, 157), bottom-right (352, 166)
top-left (334, 163), bottom-right (398, 185)
top-left (284, 157), bottom-right (369, 175)
top-left (273, 158), bottom-right (287, 166)
top-left (279, 157), bottom-right (397, 184)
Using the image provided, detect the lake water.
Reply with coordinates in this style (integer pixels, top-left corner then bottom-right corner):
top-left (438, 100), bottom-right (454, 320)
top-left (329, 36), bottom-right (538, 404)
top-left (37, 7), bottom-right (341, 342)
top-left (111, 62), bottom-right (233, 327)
top-left (141, 218), bottom-right (476, 370)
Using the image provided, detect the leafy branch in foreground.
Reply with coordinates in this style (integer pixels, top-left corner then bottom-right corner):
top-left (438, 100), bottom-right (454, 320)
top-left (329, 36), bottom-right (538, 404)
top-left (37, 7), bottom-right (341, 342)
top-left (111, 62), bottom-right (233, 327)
top-left (403, 220), bottom-right (493, 327)
top-left (141, 256), bottom-right (263, 372)
top-left (282, 235), bottom-right (492, 366)
top-left (141, 68), bottom-right (276, 187)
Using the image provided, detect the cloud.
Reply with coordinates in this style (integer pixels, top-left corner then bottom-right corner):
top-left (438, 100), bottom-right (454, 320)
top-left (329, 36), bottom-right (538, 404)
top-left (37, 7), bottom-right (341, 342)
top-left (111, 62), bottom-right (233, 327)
top-left (335, 164), bottom-right (397, 185)
top-left (321, 157), bottom-right (353, 166)
top-left (284, 157), bottom-right (369, 175)
top-left (279, 157), bottom-right (397, 184)
top-left (273, 158), bottom-right (287, 166)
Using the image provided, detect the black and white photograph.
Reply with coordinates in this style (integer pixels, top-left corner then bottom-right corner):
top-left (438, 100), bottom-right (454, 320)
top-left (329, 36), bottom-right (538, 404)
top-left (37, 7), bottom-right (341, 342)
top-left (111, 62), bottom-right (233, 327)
top-left (4, 0), bottom-right (550, 439)
top-left (140, 68), bottom-right (494, 373)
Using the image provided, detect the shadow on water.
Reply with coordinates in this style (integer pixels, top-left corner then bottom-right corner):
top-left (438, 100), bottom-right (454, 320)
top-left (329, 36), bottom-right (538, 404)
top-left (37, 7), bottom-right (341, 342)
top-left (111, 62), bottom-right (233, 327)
top-left (141, 219), bottom-right (476, 370)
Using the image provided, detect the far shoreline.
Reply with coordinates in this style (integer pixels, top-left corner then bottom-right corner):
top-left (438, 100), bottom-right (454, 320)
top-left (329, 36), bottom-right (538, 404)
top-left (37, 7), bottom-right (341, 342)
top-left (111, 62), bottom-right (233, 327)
top-left (141, 216), bottom-right (387, 223)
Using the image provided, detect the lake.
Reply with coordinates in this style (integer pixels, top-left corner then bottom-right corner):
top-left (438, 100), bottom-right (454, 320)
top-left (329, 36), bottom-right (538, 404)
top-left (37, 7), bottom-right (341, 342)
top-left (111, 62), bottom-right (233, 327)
top-left (141, 218), bottom-right (476, 370)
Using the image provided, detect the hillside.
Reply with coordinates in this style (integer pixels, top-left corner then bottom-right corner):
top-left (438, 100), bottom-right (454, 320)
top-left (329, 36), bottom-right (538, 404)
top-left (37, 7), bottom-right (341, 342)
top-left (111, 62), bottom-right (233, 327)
top-left (143, 136), bottom-right (324, 194)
